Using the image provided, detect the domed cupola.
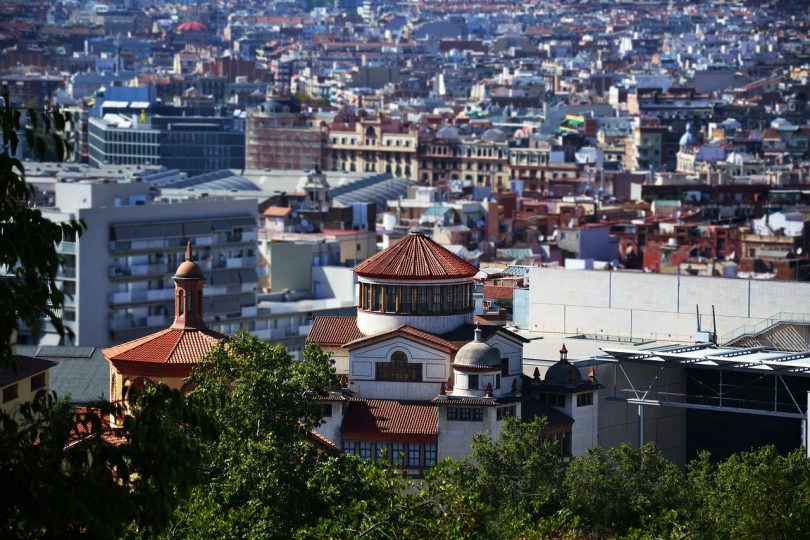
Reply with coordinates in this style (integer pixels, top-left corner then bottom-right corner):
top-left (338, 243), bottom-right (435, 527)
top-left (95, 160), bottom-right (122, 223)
top-left (544, 344), bottom-right (583, 388)
top-left (453, 327), bottom-right (501, 370)
top-left (353, 231), bottom-right (478, 335)
top-left (679, 122), bottom-right (699, 149)
top-left (450, 327), bottom-right (503, 398)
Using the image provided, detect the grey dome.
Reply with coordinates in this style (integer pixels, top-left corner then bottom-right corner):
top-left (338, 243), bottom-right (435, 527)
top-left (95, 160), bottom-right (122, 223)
top-left (544, 361), bottom-right (582, 386)
top-left (544, 344), bottom-right (582, 386)
top-left (482, 128), bottom-right (506, 143)
top-left (454, 328), bottom-right (500, 369)
top-left (436, 125), bottom-right (460, 140)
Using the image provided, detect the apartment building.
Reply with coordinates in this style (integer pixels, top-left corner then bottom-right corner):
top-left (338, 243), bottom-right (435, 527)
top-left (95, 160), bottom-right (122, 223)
top-left (328, 110), bottom-right (419, 180)
top-left (38, 180), bottom-right (258, 347)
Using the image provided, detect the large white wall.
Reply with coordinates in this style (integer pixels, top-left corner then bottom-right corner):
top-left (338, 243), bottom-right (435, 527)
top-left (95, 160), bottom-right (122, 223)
top-left (526, 268), bottom-right (810, 342)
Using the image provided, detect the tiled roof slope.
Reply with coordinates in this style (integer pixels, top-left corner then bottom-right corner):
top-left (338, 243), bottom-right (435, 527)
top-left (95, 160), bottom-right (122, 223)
top-left (308, 316), bottom-right (364, 346)
top-left (102, 327), bottom-right (227, 364)
top-left (353, 232), bottom-right (478, 280)
top-left (341, 399), bottom-right (438, 443)
top-left (344, 325), bottom-right (459, 352)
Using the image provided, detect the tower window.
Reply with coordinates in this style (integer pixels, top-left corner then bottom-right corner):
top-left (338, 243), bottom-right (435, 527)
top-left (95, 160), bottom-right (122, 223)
top-left (468, 374), bottom-right (479, 390)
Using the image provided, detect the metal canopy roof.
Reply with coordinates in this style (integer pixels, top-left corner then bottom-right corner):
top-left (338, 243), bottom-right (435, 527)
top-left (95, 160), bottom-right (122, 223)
top-left (599, 343), bottom-right (810, 377)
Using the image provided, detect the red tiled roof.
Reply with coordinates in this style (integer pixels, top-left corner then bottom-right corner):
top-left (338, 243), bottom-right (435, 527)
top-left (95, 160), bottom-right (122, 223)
top-left (344, 325), bottom-right (458, 353)
top-left (308, 316), bottom-right (364, 347)
top-left (306, 429), bottom-right (338, 452)
top-left (483, 285), bottom-right (515, 300)
top-left (353, 232), bottom-right (478, 280)
top-left (65, 407), bottom-right (126, 450)
top-left (102, 328), bottom-right (227, 365)
top-left (341, 400), bottom-right (438, 443)
top-left (263, 206), bottom-right (292, 218)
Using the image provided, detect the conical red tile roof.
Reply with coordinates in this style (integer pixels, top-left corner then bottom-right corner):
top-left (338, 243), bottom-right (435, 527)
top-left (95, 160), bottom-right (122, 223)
top-left (354, 232), bottom-right (477, 280)
top-left (102, 327), bottom-right (227, 366)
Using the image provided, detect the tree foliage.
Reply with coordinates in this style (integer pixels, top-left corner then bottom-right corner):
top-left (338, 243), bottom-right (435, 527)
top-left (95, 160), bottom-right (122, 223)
top-left (0, 385), bottom-right (208, 538)
top-left (0, 91), bottom-right (83, 367)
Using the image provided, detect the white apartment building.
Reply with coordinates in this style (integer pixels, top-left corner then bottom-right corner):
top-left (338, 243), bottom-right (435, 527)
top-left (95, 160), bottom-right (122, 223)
top-left (37, 180), bottom-right (259, 347)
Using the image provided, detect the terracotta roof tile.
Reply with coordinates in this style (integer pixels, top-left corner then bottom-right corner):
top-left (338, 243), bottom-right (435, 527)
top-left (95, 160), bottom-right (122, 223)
top-left (341, 400), bottom-right (438, 442)
top-left (308, 316), bottom-right (364, 347)
top-left (262, 206), bottom-right (292, 218)
top-left (65, 407), bottom-right (126, 450)
top-left (483, 285), bottom-right (516, 300)
top-left (102, 328), bottom-right (227, 365)
top-left (354, 232), bottom-right (478, 280)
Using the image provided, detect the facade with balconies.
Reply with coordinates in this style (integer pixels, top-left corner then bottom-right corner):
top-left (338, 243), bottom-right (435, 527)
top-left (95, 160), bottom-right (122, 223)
top-left (39, 180), bottom-right (259, 347)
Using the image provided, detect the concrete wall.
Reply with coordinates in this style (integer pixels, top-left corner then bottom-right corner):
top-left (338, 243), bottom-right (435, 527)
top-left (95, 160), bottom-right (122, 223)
top-left (525, 268), bottom-right (810, 342)
top-left (569, 390), bottom-right (598, 456)
top-left (269, 243), bottom-right (313, 292)
top-left (312, 266), bottom-right (357, 301)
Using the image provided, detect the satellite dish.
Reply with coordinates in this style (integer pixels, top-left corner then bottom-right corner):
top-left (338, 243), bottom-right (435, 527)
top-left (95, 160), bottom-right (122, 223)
top-left (539, 234), bottom-right (545, 242)
top-left (798, 247), bottom-right (804, 256)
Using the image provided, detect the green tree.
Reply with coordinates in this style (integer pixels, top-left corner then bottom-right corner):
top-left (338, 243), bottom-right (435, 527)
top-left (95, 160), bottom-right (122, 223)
top-left (0, 90), bottom-right (206, 537)
top-left (687, 446), bottom-right (810, 539)
top-left (563, 443), bottom-right (687, 536)
top-left (304, 458), bottom-right (489, 539)
top-left (0, 384), bottom-right (207, 538)
top-left (453, 415), bottom-right (566, 534)
top-left (0, 93), bottom-right (83, 367)
top-left (168, 334), bottom-right (365, 538)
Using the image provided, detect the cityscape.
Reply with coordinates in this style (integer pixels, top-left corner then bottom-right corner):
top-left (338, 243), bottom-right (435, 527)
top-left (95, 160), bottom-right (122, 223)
top-left (2, 0), bottom-right (810, 537)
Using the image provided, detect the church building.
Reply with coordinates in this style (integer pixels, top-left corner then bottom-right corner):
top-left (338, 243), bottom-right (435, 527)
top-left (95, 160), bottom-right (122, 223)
top-left (102, 242), bottom-right (227, 424)
top-left (308, 231), bottom-right (531, 471)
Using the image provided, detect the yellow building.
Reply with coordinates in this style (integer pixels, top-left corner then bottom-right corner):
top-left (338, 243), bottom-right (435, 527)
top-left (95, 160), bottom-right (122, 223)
top-left (0, 354), bottom-right (56, 419)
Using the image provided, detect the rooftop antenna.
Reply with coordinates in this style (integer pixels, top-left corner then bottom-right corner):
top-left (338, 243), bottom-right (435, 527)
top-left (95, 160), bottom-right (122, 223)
top-left (696, 304), bottom-right (701, 332)
top-left (711, 305), bottom-right (717, 345)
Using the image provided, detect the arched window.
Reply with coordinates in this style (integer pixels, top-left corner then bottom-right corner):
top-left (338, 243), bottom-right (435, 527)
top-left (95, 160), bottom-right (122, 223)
top-left (178, 291), bottom-right (185, 315)
top-left (376, 351), bottom-right (422, 382)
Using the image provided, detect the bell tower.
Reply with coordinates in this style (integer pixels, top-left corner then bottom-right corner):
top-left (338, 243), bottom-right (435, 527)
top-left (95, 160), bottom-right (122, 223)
top-left (171, 242), bottom-right (206, 330)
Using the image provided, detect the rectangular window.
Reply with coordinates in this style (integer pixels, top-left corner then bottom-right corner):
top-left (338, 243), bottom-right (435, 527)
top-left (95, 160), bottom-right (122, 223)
top-left (372, 285), bottom-right (382, 311)
top-left (3, 384), bottom-right (18, 403)
top-left (461, 407), bottom-right (471, 420)
top-left (408, 444), bottom-right (421, 468)
top-left (447, 407), bottom-right (458, 420)
top-left (321, 403), bottom-right (333, 417)
top-left (495, 374), bottom-right (501, 390)
top-left (431, 286), bottom-right (442, 314)
top-left (392, 442), bottom-right (405, 466)
top-left (497, 405), bottom-right (516, 421)
top-left (385, 285), bottom-right (397, 312)
top-left (424, 444), bottom-right (437, 467)
top-left (501, 357), bottom-right (509, 376)
top-left (360, 441), bottom-right (372, 460)
top-left (416, 287), bottom-right (428, 314)
top-left (473, 408), bottom-right (483, 421)
top-left (577, 393), bottom-right (594, 407)
top-left (342, 441), bottom-right (356, 455)
top-left (30, 372), bottom-right (46, 392)
top-left (401, 287), bottom-right (412, 314)
top-left (468, 374), bottom-right (479, 390)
